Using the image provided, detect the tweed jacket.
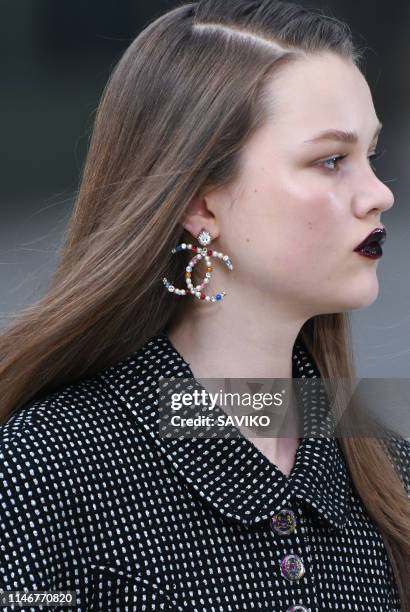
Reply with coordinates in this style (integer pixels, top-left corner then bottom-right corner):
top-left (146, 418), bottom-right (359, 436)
top-left (0, 330), bottom-right (409, 611)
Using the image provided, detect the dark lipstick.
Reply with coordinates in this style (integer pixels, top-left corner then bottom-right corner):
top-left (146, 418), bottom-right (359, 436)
top-left (354, 227), bottom-right (386, 260)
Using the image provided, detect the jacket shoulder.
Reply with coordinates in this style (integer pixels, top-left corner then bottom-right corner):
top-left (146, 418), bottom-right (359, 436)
top-left (2, 374), bottom-right (113, 444)
top-left (0, 336), bottom-right (170, 591)
top-left (0, 376), bottom-right (114, 589)
top-left (1, 333), bottom-right (166, 444)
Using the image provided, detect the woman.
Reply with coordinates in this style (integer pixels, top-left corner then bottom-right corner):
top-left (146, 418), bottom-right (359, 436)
top-left (0, 1), bottom-right (409, 610)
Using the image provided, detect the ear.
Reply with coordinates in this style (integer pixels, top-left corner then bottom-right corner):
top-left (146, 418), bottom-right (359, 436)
top-left (181, 192), bottom-right (219, 241)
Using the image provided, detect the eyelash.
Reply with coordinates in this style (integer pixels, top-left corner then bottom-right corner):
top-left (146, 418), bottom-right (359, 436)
top-left (320, 149), bottom-right (385, 171)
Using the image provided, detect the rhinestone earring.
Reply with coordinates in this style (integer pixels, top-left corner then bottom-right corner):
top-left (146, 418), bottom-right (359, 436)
top-left (162, 228), bottom-right (233, 303)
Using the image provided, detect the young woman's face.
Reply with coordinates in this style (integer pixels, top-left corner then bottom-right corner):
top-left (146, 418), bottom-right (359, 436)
top-left (212, 52), bottom-right (394, 316)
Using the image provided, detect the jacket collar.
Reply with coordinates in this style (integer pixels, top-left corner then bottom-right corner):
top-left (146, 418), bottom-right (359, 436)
top-left (122, 330), bottom-right (353, 531)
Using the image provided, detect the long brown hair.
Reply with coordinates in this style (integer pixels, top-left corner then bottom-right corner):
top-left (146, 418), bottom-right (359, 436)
top-left (1, 1), bottom-right (409, 606)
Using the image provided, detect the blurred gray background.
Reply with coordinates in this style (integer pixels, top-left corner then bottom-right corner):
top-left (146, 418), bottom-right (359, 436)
top-left (1, 1), bottom-right (409, 376)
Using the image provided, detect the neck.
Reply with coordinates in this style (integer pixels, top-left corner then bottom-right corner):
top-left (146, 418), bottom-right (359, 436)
top-left (165, 294), bottom-right (308, 476)
top-left (166, 294), bottom-right (307, 379)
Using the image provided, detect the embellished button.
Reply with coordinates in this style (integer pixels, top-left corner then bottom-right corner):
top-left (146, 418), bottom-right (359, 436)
top-left (271, 508), bottom-right (297, 535)
top-left (286, 606), bottom-right (309, 612)
top-left (280, 554), bottom-right (305, 581)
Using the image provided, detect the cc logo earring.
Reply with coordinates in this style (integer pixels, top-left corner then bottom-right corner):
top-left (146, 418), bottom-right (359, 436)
top-left (162, 229), bottom-right (233, 303)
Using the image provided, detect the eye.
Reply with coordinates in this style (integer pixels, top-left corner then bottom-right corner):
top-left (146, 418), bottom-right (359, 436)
top-left (320, 154), bottom-right (346, 171)
top-left (320, 149), bottom-right (386, 171)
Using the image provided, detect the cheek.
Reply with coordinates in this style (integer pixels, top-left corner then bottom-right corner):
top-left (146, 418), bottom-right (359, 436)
top-left (222, 180), bottom-right (345, 282)
top-left (258, 187), bottom-right (343, 263)
top-left (291, 195), bottom-right (343, 260)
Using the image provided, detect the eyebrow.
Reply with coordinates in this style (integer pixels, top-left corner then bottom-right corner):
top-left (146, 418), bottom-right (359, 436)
top-left (302, 122), bottom-right (383, 145)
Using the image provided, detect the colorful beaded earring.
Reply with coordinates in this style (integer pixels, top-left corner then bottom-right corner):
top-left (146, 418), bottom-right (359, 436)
top-left (163, 229), bottom-right (233, 303)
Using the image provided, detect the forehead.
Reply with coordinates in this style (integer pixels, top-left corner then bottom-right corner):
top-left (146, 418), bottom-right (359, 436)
top-left (263, 52), bottom-right (379, 141)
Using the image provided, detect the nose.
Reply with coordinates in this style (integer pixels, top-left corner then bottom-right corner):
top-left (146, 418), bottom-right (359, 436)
top-left (354, 170), bottom-right (395, 217)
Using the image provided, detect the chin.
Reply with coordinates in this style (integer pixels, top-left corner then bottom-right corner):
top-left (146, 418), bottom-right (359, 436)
top-left (341, 282), bottom-right (380, 311)
top-left (313, 280), bottom-right (380, 314)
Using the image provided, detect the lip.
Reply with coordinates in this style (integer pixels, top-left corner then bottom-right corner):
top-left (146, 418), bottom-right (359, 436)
top-left (354, 227), bottom-right (386, 252)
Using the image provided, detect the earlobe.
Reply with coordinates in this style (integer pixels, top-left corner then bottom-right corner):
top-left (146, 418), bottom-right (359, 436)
top-left (183, 193), bottom-right (209, 219)
top-left (181, 216), bottom-right (200, 240)
top-left (181, 194), bottom-right (219, 242)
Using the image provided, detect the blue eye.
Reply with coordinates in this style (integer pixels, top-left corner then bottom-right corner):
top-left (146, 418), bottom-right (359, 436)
top-left (321, 154), bottom-right (346, 170)
top-left (321, 149), bottom-right (385, 171)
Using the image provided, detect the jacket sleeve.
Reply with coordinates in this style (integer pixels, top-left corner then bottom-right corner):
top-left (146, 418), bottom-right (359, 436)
top-left (0, 423), bottom-right (188, 611)
top-left (0, 431), bottom-right (58, 591)
top-left (0, 402), bottom-right (85, 600)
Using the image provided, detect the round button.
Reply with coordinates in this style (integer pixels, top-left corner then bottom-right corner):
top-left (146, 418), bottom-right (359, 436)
top-left (286, 606), bottom-right (309, 612)
top-left (270, 508), bottom-right (297, 535)
top-left (280, 554), bottom-right (305, 581)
